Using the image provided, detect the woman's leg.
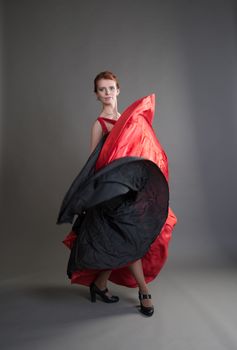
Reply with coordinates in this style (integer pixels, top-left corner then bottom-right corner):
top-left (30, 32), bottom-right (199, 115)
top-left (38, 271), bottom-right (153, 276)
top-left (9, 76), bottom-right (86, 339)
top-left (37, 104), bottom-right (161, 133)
top-left (94, 270), bottom-right (113, 296)
top-left (128, 259), bottom-right (153, 307)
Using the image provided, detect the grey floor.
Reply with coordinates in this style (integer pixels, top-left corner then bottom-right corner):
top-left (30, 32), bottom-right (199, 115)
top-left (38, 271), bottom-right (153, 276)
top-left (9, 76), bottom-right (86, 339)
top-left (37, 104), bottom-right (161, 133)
top-left (0, 265), bottom-right (237, 350)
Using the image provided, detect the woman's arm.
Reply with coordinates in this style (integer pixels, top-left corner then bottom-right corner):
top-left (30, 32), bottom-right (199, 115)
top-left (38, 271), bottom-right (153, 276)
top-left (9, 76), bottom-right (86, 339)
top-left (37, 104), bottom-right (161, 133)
top-left (90, 120), bottom-right (103, 154)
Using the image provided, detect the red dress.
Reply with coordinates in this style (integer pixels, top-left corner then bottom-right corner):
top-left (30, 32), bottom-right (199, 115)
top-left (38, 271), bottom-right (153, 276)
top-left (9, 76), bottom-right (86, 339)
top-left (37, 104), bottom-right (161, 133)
top-left (60, 94), bottom-right (177, 288)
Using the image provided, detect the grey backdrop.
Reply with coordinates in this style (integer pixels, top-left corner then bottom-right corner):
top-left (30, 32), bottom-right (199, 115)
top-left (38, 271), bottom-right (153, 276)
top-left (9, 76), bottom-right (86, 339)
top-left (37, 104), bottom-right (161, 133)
top-left (1, 0), bottom-right (237, 281)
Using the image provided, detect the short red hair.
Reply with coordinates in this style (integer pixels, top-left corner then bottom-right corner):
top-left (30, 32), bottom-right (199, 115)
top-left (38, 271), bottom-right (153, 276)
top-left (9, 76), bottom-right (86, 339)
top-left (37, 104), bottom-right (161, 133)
top-left (94, 71), bottom-right (120, 92)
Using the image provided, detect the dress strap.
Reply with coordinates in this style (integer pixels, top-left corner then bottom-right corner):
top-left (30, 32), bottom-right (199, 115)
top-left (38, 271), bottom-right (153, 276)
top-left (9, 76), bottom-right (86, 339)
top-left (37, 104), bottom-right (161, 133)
top-left (99, 117), bottom-right (117, 125)
top-left (97, 117), bottom-right (109, 133)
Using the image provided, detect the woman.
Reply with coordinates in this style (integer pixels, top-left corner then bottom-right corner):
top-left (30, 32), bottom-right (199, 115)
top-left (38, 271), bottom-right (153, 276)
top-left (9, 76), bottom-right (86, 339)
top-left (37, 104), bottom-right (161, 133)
top-left (57, 71), bottom-right (177, 317)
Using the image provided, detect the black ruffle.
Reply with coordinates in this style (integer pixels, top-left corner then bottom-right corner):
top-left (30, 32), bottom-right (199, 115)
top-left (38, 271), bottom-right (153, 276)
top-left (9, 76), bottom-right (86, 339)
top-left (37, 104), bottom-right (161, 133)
top-left (57, 136), bottom-right (169, 272)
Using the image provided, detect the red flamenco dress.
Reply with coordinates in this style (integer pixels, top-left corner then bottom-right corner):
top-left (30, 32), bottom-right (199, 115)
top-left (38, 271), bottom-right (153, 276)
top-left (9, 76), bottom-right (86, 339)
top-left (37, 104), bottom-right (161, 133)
top-left (57, 94), bottom-right (177, 288)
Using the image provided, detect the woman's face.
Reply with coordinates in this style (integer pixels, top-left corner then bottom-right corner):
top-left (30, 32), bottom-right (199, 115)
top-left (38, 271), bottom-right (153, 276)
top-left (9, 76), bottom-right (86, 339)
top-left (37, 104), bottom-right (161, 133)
top-left (95, 79), bottom-right (120, 105)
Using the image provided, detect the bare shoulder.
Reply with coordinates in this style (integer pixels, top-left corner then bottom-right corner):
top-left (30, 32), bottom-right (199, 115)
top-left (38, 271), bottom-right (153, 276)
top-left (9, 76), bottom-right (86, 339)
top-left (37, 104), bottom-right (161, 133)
top-left (92, 118), bottom-right (101, 129)
top-left (91, 119), bottom-right (103, 135)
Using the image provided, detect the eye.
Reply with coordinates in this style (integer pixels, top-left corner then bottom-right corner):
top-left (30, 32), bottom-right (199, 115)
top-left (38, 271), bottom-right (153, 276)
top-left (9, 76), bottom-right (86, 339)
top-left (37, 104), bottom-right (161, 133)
top-left (109, 86), bottom-right (115, 90)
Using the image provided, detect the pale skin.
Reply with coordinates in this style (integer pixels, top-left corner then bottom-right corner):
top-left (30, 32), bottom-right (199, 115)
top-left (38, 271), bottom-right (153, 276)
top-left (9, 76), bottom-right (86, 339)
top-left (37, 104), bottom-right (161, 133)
top-left (91, 78), bottom-right (153, 308)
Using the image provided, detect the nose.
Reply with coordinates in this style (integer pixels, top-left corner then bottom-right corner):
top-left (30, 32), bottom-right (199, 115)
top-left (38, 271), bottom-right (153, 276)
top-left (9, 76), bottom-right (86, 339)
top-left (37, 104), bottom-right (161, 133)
top-left (105, 88), bottom-right (110, 95)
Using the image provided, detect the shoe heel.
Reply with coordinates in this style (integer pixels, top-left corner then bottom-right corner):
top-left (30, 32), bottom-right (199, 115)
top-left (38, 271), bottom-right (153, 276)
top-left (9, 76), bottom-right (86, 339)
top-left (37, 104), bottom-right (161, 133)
top-left (89, 282), bottom-right (119, 303)
top-left (90, 288), bottom-right (96, 303)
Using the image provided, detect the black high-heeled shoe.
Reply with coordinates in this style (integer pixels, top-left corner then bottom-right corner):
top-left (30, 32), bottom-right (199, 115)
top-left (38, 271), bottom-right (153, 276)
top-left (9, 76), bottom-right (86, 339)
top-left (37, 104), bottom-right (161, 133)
top-left (89, 282), bottom-right (120, 303)
top-left (138, 291), bottom-right (154, 316)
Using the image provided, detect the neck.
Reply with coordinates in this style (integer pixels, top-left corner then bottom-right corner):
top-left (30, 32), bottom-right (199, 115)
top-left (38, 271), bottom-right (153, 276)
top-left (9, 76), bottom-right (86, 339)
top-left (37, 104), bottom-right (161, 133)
top-left (102, 107), bottom-right (118, 114)
top-left (101, 102), bottom-right (119, 117)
